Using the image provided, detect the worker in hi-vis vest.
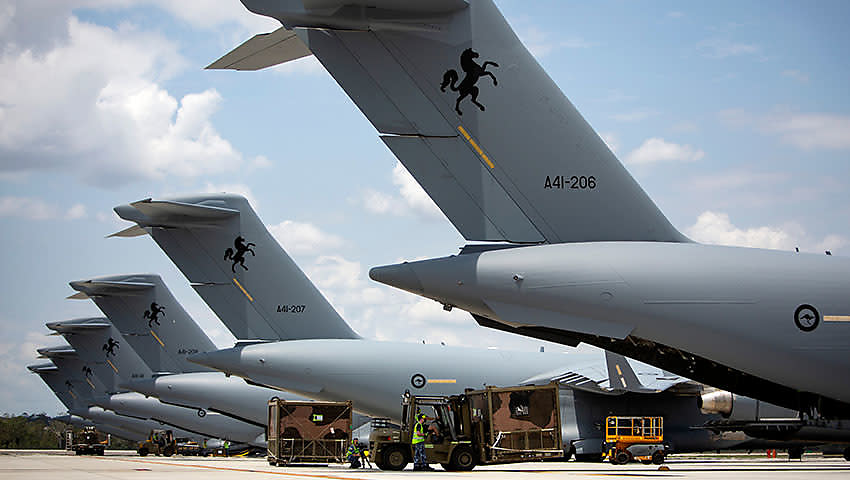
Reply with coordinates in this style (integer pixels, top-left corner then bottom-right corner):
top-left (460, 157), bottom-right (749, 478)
top-left (412, 413), bottom-right (434, 471)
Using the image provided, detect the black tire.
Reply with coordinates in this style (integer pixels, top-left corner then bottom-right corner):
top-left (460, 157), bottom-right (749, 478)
top-left (651, 451), bottom-right (665, 465)
top-left (75, 450), bottom-right (82, 456)
top-left (381, 446), bottom-right (408, 471)
top-left (614, 451), bottom-right (631, 465)
top-left (163, 446), bottom-right (175, 457)
top-left (843, 446), bottom-right (850, 461)
top-left (576, 453), bottom-right (605, 463)
top-left (440, 463), bottom-right (451, 471)
top-left (97, 447), bottom-right (105, 456)
top-left (138, 448), bottom-right (148, 457)
top-left (640, 459), bottom-right (652, 465)
top-left (788, 447), bottom-right (803, 460)
top-left (449, 445), bottom-right (476, 471)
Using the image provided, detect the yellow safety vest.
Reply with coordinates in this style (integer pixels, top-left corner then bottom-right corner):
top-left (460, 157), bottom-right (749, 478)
top-left (412, 422), bottom-right (426, 444)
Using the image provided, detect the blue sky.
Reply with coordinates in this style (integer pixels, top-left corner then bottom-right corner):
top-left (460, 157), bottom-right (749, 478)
top-left (1, 0), bottom-right (848, 415)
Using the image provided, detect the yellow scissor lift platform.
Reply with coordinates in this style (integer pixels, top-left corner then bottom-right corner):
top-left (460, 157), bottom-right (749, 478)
top-left (604, 416), bottom-right (668, 465)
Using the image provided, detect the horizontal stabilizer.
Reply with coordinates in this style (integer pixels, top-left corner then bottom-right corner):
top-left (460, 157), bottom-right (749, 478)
top-left (127, 198), bottom-right (238, 225)
top-left (67, 291), bottom-right (89, 300)
top-left (207, 27), bottom-right (311, 71)
top-left (108, 224), bottom-right (148, 238)
top-left (69, 279), bottom-right (154, 297)
top-left (46, 318), bottom-right (111, 333)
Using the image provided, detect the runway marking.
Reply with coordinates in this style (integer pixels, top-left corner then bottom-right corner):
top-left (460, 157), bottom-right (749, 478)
top-left (96, 456), bottom-right (370, 480)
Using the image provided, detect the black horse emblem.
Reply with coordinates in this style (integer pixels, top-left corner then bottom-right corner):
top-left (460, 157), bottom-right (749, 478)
top-left (102, 337), bottom-right (120, 357)
top-left (143, 302), bottom-right (166, 327)
top-left (224, 236), bottom-right (256, 272)
top-left (440, 48), bottom-right (499, 115)
top-left (82, 365), bottom-right (93, 379)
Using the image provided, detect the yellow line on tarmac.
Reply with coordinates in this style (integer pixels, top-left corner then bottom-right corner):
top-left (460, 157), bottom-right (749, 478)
top-left (95, 456), bottom-right (370, 480)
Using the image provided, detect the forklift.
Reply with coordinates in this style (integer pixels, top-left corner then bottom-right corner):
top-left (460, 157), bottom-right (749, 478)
top-left (370, 383), bottom-right (564, 471)
top-left (137, 429), bottom-right (176, 457)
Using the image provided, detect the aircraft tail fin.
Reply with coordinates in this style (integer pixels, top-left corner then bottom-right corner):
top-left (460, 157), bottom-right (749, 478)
top-left (113, 194), bottom-right (360, 341)
top-left (68, 274), bottom-right (216, 374)
top-left (236, 0), bottom-right (686, 244)
top-left (46, 318), bottom-right (153, 394)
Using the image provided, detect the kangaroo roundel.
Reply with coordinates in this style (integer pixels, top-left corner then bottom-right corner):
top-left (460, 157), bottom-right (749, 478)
top-left (440, 48), bottom-right (499, 116)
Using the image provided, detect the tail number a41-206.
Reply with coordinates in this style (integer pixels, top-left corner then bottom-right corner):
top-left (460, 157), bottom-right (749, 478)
top-left (544, 175), bottom-right (596, 190)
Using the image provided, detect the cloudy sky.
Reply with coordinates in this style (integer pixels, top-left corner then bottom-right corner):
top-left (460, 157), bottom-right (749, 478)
top-left (2, 0), bottom-right (848, 415)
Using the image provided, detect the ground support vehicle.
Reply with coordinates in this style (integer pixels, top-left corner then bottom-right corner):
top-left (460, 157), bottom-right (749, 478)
top-left (72, 426), bottom-right (105, 455)
top-left (176, 438), bottom-right (202, 456)
top-left (138, 429), bottom-right (176, 457)
top-left (267, 398), bottom-right (352, 466)
top-left (604, 416), bottom-right (668, 465)
top-left (370, 383), bottom-right (563, 471)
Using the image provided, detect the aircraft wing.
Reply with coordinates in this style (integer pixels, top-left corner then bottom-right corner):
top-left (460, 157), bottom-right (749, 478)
top-left (522, 350), bottom-right (692, 395)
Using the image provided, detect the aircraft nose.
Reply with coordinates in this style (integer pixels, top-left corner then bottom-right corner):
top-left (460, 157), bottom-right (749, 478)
top-left (188, 348), bottom-right (242, 374)
top-left (122, 378), bottom-right (157, 397)
top-left (369, 262), bottom-right (424, 294)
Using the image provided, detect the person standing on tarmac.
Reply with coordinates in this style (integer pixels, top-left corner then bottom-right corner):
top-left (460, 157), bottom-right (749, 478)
top-left (412, 413), bottom-right (434, 471)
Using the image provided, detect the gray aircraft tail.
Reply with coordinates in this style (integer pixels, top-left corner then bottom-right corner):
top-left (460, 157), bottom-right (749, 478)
top-left (68, 274), bottom-right (216, 374)
top-left (46, 318), bottom-right (153, 393)
top-left (112, 194), bottom-right (360, 341)
top-left (29, 362), bottom-right (79, 410)
top-left (212, 0), bottom-right (687, 244)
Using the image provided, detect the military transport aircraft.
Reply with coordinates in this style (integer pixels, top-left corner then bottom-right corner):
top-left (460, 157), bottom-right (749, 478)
top-left (45, 319), bottom-right (267, 446)
top-left (66, 273), bottom-right (324, 428)
top-left (29, 354), bottom-right (201, 443)
top-left (211, 0), bottom-right (850, 419)
top-left (110, 193), bottom-right (807, 458)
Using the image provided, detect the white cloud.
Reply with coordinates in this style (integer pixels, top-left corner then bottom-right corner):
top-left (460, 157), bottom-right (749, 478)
top-left (269, 220), bottom-right (345, 256)
top-left (508, 17), bottom-right (594, 59)
top-left (625, 138), bottom-right (705, 165)
top-left (686, 211), bottom-right (847, 254)
top-left (720, 109), bottom-right (850, 150)
top-left (361, 161), bottom-right (442, 220)
top-left (600, 132), bottom-right (619, 154)
top-left (782, 69), bottom-right (809, 83)
top-left (697, 37), bottom-right (760, 59)
top-left (687, 211), bottom-right (795, 250)
top-left (0, 15), bottom-right (248, 186)
top-left (65, 203), bottom-right (87, 220)
top-left (610, 110), bottom-right (658, 122)
top-left (0, 196), bottom-right (87, 221)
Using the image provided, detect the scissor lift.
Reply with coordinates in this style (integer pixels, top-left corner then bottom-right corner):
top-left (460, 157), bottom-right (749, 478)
top-left (604, 416), bottom-right (668, 465)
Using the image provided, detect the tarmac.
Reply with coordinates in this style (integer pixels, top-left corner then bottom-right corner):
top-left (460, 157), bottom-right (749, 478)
top-left (1, 450), bottom-right (849, 479)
